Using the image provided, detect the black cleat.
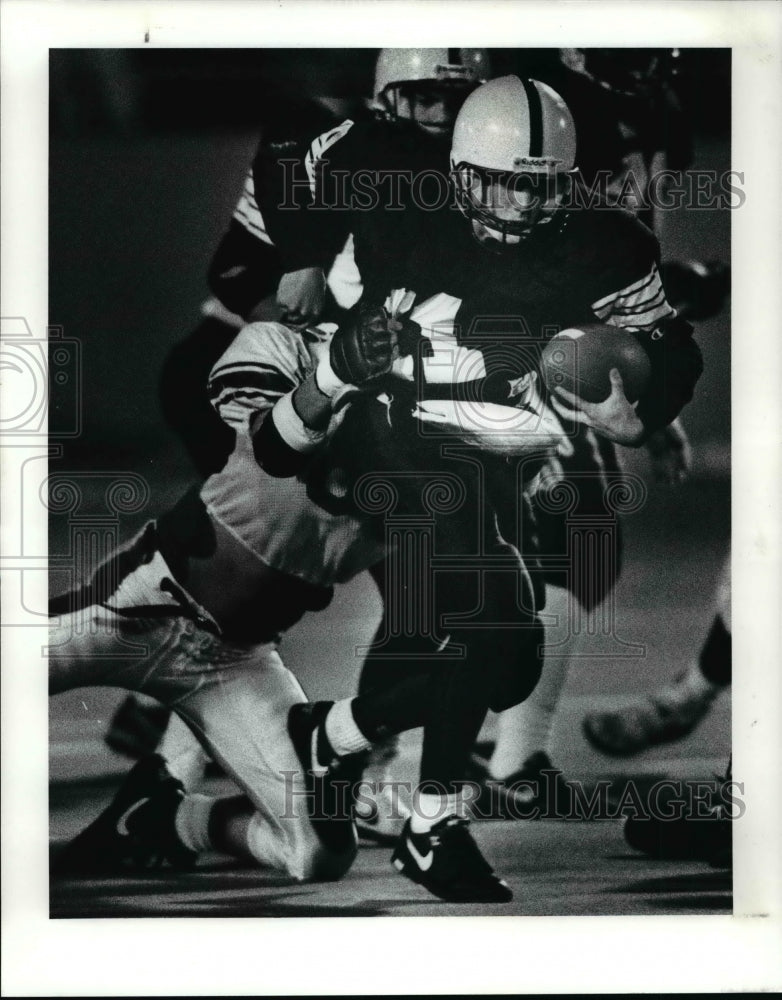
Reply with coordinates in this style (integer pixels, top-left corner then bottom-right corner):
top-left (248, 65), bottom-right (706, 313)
top-left (391, 815), bottom-right (513, 903)
top-left (52, 754), bottom-right (196, 876)
top-left (624, 808), bottom-right (732, 865)
top-left (287, 702), bottom-right (359, 864)
top-left (623, 777), bottom-right (733, 867)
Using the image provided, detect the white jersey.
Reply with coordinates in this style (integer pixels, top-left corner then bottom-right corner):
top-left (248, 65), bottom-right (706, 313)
top-left (200, 322), bottom-right (386, 587)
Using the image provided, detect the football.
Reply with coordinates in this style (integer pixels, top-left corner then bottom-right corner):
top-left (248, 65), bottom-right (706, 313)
top-left (540, 324), bottom-right (652, 404)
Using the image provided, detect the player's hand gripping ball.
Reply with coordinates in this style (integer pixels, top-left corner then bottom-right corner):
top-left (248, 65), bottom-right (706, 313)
top-left (541, 324), bottom-right (651, 404)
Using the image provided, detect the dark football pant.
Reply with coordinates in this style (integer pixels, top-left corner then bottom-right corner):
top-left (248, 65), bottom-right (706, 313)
top-left (355, 423), bottom-right (625, 793)
top-left (700, 614), bottom-right (731, 686)
top-left (333, 408), bottom-right (545, 795)
top-left (353, 542), bottom-right (544, 795)
top-left (530, 428), bottom-right (624, 612)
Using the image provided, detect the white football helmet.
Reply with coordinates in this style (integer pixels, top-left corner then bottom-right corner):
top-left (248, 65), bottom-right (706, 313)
top-left (450, 75), bottom-right (578, 246)
top-left (373, 48), bottom-right (491, 122)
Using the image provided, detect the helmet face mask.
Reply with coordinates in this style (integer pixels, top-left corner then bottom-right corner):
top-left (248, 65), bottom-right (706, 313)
top-left (453, 165), bottom-right (572, 246)
top-left (379, 80), bottom-right (481, 138)
top-left (449, 76), bottom-right (578, 250)
top-left (372, 48), bottom-right (492, 135)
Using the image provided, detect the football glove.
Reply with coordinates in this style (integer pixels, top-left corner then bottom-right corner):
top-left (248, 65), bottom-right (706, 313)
top-left (328, 304), bottom-right (409, 387)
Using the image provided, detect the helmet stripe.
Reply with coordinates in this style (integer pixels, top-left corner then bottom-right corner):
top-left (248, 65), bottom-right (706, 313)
top-left (521, 78), bottom-right (543, 157)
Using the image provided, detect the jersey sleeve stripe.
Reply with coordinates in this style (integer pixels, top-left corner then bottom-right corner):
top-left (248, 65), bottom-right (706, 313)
top-left (209, 360), bottom-right (293, 379)
top-left (208, 371), bottom-right (297, 396)
top-left (232, 169), bottom-right (273, 244)
top-left (602, 302), bottom-right (676, 332)
top-left (598, 290), bottom-right (668, 318)
top-left (304, 119), bottom-right (355, 195)
top-left (590, 265), bottom-right (659, 312)
top-left (232, 204), bottom-right (272, 243)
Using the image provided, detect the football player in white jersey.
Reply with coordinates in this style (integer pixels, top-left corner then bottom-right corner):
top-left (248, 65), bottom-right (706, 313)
top-left (53, 319), bottom-right (385, 883)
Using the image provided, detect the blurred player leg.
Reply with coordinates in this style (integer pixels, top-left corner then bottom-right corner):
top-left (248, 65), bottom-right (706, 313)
top-left (156, 710), bottom-right (210, 790)
top-left (484, 581), bottom-right (581, 782)
top-left (583, 552), bottom-right (731, 755)
top-left (104, 691), bottom-right (170, 759)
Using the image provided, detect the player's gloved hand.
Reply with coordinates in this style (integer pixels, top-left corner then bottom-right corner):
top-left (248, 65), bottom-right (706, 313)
top-left (319, 305), bottom-right (402, 396)
top-left (644, 417), bottom-right (692, 484)
top-left (551, 367), bottom-right (645, 446)
top-left (276, 267), bottom-right (326, 326)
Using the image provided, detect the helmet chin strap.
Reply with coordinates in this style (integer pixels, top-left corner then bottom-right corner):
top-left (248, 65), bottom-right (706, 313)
top-left (471, 220), bottom-right (521, 253)
top-left (470, 209), bottom-right (567, 253)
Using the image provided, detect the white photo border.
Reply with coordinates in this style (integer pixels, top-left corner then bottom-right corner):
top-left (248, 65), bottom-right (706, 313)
top-left (2, 0), bottom-right (781, 995)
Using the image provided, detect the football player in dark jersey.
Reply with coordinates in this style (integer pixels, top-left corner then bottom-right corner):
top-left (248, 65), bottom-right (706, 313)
top-left (249, 76), bottom-right (702, 898)
top-left (257, 72), bottom-right (703, 816)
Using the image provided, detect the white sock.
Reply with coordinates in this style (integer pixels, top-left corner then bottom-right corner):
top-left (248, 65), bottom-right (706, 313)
top-left (158, 713), bottom-right (209, 791)
top-left (410, 792), bottom-right (463, 834)
top-left (174, 793), bottom-right (215, 853)
top-left (324, 699), bottom-right (372, 758)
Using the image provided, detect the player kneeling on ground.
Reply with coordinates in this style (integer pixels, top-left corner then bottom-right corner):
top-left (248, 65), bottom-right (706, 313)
top-left (50, 316), bottom-right (399, 885)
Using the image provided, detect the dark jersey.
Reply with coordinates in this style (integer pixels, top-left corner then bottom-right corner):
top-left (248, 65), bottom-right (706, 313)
top-left (260, 118), bottom-right (701, 435)
top-left (207, 98), bottom-right (371, 319)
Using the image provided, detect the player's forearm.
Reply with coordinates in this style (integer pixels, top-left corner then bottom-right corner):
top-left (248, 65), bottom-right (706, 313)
top-left (633, 318), bottom-right (704, 437)
top-left (250, 358), bottom-right (347, 477)
top-left (260, 137), bottom-right (354, 275)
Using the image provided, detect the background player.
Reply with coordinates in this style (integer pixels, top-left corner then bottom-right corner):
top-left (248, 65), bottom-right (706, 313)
top-left (583, 550), bottom-right (730, 756)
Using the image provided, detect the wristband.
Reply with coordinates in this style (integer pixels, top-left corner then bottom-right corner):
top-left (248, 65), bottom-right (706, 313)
top-left (271, 392), bottom-right (327, 452)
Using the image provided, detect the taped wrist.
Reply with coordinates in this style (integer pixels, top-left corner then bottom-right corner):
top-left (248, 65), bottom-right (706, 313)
top-left (251, 393), bottom-right (326, 477)
top-left (272, 392), bottom-right (327, 451)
